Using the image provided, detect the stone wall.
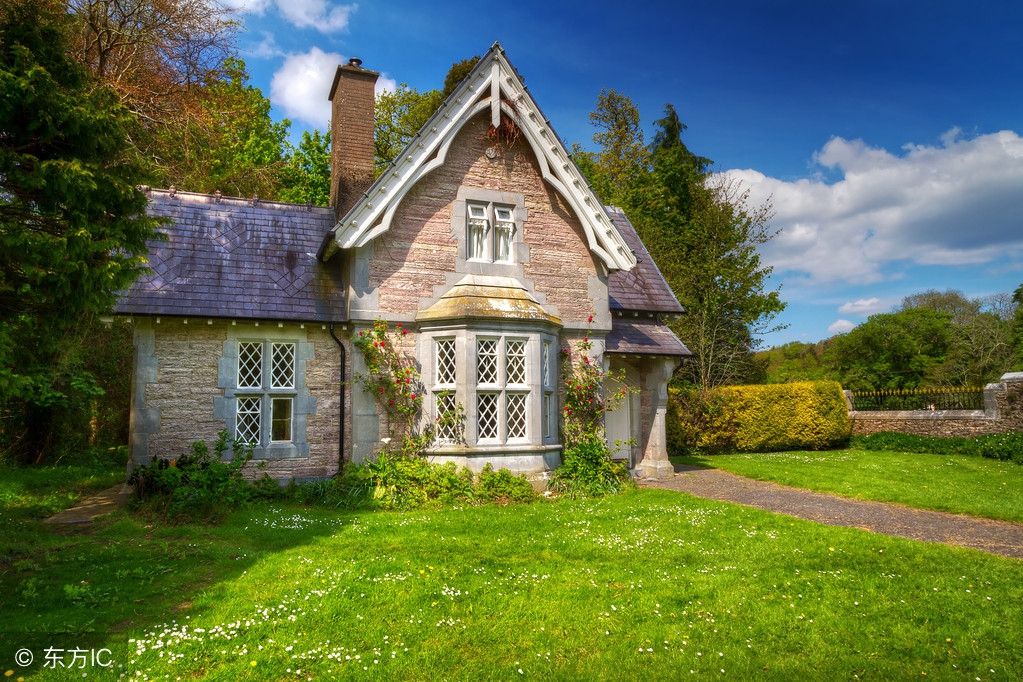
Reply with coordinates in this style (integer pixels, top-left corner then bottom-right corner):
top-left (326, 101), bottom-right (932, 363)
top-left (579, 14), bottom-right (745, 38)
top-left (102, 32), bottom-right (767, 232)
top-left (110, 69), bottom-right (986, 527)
top-left (366, 112), bottom-right (600, 327)
top-left (848, 373), bottom-right (1023, 437)
top-left (129, 318), bottom-right (347, 481)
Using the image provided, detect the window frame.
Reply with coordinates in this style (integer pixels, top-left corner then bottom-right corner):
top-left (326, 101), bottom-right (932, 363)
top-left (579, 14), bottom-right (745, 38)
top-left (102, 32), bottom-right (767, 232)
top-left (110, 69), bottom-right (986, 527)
top-left (234, 339), bottom-right (298, 447)
top-left (465, 201), bottom-right (517, 264)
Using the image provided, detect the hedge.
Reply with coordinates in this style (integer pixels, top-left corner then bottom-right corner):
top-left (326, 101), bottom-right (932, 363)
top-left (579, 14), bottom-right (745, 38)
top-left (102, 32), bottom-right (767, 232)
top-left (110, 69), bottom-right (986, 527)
top-left (668, 381), bottom-right (851, 454)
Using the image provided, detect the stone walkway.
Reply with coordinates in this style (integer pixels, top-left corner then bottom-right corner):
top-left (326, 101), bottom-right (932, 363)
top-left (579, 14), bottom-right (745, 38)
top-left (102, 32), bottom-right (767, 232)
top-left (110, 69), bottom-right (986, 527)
top-left (641, 466), bottom-right (1023, 559)
top-left (43, 484), bottom-right (132, 525)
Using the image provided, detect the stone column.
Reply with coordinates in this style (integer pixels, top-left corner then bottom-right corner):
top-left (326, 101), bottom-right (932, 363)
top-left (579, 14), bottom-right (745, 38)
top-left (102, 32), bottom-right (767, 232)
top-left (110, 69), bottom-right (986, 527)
top-left (639, 357), bottom-right (677, 480)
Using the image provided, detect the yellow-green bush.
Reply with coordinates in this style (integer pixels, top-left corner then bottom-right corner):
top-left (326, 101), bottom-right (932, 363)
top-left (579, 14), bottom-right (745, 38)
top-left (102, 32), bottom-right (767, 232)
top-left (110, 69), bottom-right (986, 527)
top-left (668, 381), bottom-right (851, 454)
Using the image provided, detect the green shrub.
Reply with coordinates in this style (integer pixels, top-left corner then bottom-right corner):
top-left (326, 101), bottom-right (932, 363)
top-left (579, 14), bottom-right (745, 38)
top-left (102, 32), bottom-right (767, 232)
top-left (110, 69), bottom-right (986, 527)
top-left (550, 431), bottom-right (633, 497)
top-left (323, 453), bottom-right (536, 511)
top-left (669, 381), bottom-right (851, 454)
top-left (850, 431), bottom-right (1023, 465)
top-left (129, 431), bottom-right (253, 522)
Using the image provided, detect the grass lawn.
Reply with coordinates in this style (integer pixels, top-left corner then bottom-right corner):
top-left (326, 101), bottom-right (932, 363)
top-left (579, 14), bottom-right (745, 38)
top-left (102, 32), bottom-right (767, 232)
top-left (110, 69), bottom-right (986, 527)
top-left (672, 450), bottom-right (1023, 523)
top-left (2, 483), bottom-right (1021, 680)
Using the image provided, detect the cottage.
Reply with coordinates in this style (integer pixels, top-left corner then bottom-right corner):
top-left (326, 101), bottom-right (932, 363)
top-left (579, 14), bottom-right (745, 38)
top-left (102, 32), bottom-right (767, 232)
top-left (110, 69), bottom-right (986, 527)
top-left (117, 43), bottom-right (690, 482)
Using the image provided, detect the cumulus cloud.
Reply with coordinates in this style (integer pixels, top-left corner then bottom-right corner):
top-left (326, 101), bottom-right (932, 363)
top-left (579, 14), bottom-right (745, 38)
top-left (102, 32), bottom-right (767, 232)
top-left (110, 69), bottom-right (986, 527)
top-left (722, 129), bottom-right (1023, 286)
top-left (837, 297), bottom-right (889, 316)
top-left (222, 0), bottom-right (353, 33)
top-left (270, 48), bottom-right (341, 128)
top-left (376, 75), bottom-right (397, 95)
top-left (827, 319), bottom-right (856, 334)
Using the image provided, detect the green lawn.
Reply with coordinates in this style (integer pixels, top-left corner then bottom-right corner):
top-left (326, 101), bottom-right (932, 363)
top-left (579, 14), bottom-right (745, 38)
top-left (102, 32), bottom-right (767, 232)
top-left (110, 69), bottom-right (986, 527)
top-left (673, 450), bottom-right (1023, 522)
top-left (2, 485), bottom-right (1021, 680)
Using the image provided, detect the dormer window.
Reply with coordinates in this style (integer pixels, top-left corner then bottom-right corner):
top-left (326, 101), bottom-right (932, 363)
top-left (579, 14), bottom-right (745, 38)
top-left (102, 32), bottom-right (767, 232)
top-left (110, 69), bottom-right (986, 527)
top-left (466, 202), bottom-right (515, 263)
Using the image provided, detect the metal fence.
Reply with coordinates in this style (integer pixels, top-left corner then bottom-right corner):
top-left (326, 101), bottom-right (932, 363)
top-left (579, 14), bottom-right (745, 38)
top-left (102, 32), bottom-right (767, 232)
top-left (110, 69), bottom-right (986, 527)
top-left (850, 387), bottom-right (985, 412)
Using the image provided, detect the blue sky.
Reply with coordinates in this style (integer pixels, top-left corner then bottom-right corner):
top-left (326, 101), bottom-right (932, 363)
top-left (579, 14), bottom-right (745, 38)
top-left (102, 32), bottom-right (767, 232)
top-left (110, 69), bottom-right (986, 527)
top-left (223, 0), bottom-right (1023, 347)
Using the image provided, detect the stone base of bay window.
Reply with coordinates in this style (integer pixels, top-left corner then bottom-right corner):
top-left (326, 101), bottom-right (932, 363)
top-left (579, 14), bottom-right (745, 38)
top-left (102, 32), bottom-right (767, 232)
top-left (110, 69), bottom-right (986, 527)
top-left (426, 444), bottom-right (562, 476)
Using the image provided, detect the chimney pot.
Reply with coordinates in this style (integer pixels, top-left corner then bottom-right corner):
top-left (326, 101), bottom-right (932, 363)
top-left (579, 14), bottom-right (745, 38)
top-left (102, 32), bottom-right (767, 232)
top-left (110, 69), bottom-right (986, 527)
top-left (347, 57), bottom-right (363, 68)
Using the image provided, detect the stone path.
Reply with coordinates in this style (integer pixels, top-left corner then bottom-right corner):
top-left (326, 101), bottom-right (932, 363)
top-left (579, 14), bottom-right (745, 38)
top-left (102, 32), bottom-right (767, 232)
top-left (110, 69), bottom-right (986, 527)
top-left (43, 484), bottom-right (132, 525)
top-left (641, 466), bottom-right (1023, 559)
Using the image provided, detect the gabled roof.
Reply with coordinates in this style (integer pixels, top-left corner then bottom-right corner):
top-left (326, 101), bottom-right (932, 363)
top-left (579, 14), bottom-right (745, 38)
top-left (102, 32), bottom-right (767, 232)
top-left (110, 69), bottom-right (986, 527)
top-left (116, 189), bottom-right (345, 322)
top-left (322, 42), bottom-right (638, 273)
top-left (607, 207), bottom-right (684, 314)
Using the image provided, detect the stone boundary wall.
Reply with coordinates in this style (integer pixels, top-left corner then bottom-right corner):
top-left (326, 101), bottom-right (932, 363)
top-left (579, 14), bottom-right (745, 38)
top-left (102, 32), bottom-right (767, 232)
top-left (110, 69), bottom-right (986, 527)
top-left (847, 372), bottom-right (1023, 437)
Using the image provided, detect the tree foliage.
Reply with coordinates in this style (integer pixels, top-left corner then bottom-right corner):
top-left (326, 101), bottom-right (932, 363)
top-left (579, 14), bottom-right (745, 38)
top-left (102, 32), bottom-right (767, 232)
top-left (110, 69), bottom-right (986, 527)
top-left (374, 83), bottom-right (441, 175)
top-left (147, 57), bottom-right (293, 198)
top-left (578, 92), bottom-right (785, 390)
top-left (0, 0), bottom-right (160, 462)
top-left (279, 128), bottom-right (331, 207)
top-left (1011, 283), bottom-right (1023, 370)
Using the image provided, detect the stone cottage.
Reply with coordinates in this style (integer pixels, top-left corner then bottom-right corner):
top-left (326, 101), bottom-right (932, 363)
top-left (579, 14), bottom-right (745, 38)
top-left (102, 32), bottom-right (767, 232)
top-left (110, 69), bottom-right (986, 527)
top-left (116, 43), bottom-right (690, 482)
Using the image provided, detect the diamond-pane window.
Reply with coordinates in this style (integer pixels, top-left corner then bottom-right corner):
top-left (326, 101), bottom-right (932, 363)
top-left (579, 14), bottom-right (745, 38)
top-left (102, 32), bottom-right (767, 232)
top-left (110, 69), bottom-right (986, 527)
top-left (436, 339), bottom-right (456, 385)
top-left (507, 392), bottom-right (527, 439)
top-left (477, 339), bottom-right (498, 385)
top-left (236, 396), bottom-right (261, 444)
top-left (271, 343), bottom-right (295, 389)
top-left (477, 393), bottom-right (499, 440)
top-left (238, 342), bottom-right (262, 389)
top-left (468, 204), bottom-right (487, 260)
top-left (507, 340), bottom-right (526, 384)
top-left (436, 393), bottom-right (458, 442)
top-left (542, 341), bottom-right (552, 388)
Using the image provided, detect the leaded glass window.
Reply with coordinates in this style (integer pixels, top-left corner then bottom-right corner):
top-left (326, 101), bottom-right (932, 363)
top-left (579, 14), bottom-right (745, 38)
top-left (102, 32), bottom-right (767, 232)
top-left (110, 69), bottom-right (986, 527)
top-left (436, 339), bottom-right (456, 385)
top-left (507, 392), bottom-right (527, 439)
top-left (477, 339), bottom-right (498, 385)
top-left (477, 393), bottom-right (499, 440)
top-left (235, 340), bottom-right (297, 447)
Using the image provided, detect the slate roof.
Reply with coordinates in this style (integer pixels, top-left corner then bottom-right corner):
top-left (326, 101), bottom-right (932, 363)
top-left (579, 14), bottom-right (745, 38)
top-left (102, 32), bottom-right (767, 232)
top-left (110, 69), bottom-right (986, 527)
top-left (605, 316), bottom-right (691, 357)
top-left (607, 207), bottom-right (684, 314)
top-left (115, 189), bottom-right (346, 322)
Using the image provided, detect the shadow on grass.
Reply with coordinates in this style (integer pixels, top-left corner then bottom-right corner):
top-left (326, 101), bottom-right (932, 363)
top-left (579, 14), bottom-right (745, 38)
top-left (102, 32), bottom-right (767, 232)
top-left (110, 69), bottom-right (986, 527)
top-left (0, 495), bottom-right (353, 676)
top-left (668, 454), bottom-right (720, 472)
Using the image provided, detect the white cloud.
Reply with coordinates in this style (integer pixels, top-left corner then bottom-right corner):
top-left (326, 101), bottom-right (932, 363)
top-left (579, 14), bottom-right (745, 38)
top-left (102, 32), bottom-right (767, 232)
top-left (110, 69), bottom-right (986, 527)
top-left (827, 319), bottom-right (856, 334)
top-left (837, 297), bottom-right (889, 316)
top-left (277, 0), bottom-right (353, 33)
top-left (375, 75), bottom-right (397, 95)
top-left (722, 129), bottom-right (1023, 287)
top-left (247, 32), bottom-right (284, 59)
top-left (222, 0), bottom-right (354, 33)
top-left (270, 48), bottom-right (341, 128)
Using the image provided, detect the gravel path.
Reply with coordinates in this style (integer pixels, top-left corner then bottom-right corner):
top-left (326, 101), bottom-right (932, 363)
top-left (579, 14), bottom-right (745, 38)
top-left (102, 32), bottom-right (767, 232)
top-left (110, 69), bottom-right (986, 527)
top-left (640, 466), bottom-right (1023, 559)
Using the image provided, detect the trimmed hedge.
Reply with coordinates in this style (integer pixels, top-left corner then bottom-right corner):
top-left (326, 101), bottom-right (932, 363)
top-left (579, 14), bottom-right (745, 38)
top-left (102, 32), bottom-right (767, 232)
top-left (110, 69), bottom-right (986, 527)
top-left (668, 381), bottom-right (851, 454)
top-left (850, 431), bottom-right (1023, 465)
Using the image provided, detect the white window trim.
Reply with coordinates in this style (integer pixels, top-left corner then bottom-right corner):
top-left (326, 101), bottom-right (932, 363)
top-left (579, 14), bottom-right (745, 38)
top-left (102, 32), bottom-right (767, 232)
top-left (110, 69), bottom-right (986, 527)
top-left (466, 201), bottom-right (516, 264)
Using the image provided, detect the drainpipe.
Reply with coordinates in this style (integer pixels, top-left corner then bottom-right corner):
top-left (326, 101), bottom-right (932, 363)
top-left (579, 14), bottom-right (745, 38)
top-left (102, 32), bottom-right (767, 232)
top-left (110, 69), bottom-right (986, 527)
top-left (329, 324), bottom-right (347, 475)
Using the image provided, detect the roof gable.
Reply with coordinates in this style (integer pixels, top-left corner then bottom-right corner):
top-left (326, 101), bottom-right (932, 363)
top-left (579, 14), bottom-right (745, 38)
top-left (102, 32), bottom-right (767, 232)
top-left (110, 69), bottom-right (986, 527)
top-left (322, 43), bottom-right (638, 273)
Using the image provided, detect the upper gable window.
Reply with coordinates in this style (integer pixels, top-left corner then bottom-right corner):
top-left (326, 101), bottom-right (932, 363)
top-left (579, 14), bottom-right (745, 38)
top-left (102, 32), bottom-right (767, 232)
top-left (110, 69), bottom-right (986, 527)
top-left (467, 202), bottom-right (515, 263)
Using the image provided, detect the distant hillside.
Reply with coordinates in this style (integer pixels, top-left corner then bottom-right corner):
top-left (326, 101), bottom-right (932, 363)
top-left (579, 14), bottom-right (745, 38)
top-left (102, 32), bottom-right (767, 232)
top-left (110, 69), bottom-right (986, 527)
top-left (758, 340), bottom-right (834, 384)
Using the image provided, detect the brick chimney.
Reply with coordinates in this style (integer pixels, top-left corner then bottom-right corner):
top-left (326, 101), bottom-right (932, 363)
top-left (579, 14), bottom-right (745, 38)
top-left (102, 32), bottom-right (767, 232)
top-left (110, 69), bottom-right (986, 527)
top-left (328, 58), bottom-right (378, 221)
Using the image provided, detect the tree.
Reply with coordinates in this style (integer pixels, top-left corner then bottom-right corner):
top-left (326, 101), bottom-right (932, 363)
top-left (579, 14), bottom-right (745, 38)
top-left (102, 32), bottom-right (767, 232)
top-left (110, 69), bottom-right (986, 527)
top-left (897, 288), bottom-right (1015, 386)
top-left (439, 56), bottom-right (480, 100)
top-left (67, 0), bottom-right (236, 126)
top-left (374, 83), bottom-right (441, 175)
top-left (897, 289), bottom-right (981, 326)
top-left (1013, 283), bottom-right (1023, 370)
top-left (279, 129), bottom-right (331, 207)
top-left (151, 58), bottom-right (293, 198)
top-left (584, 89), bottom-right (648, 206)
top-left (823, 308), bottom-right (954, 391)
top-left (1, 0), bottom-right (160, 462)
top-left (582, 96), bottom-right (785, 390)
